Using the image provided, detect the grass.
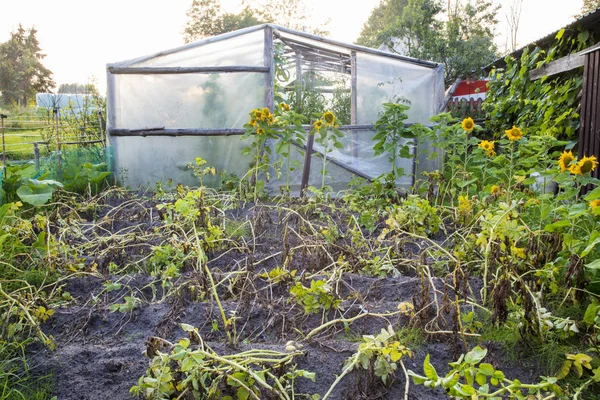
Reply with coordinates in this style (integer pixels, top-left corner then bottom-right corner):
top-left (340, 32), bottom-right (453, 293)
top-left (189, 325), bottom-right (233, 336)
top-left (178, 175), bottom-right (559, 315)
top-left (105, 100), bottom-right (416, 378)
top-left (1, 129), bottom-right (46, 160)
top-left (0, 340), bottom-right (55, 400)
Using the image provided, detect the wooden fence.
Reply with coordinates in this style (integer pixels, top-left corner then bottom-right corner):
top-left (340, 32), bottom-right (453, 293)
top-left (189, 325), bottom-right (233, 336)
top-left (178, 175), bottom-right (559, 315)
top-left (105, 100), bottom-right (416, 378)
top-left (579, 46), bottom-right (600, 191)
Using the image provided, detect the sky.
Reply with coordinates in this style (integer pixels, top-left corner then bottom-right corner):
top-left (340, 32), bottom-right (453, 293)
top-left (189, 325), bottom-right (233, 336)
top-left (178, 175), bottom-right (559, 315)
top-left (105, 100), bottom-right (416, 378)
top-left (0, 0), bottom-right (586, 94)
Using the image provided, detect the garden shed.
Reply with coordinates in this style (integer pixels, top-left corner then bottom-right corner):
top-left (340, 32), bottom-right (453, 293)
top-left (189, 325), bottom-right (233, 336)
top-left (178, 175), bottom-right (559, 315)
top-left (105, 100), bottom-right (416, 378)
top-left (106, 24), bottom-right (444, 192)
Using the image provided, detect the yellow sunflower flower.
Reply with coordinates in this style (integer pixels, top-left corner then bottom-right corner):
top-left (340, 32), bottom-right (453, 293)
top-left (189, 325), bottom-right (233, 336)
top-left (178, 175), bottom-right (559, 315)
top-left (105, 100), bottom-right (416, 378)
top-left (505, 126), bottom-right (523, 141)
top-left (257, 127), bottom-right (264, 135)
top-left (462, 117), bottom-right (475, 132)
top-left (323, 111), bottom-right (336, 126)
top-left (253, 109), bottom-right (263, 120)
top-left (249, 119), bottom-right (257, 127)
top-left (261, 107), bottom-right (271, 121)
top-left (280, 102), bottom-right (290, 111)
top-left (490, 185), bottom-right (500, 195)
top-left (558, 150), bottom-right (575, 172)
top-left (578, 155), bottom-right (598, 174)
top-left (313, 120), bottom-right (324, 130)
top-left (590, 199), bottom-right (600, 212)
top-left (478, 140), bottom-right (496, 157)
top-left (570, 163), bottom-right (583, 175)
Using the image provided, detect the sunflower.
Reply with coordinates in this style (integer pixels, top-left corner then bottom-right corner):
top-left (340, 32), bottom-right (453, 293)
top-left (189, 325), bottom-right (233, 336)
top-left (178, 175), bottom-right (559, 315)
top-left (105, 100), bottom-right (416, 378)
top-left (313, 120), bottom-right (324, 130)
top-left (490, 185), bottom-right (500, 195)
top-left (570, 163), bottom-right (583, 175)
top-left (257, 127), bottom-right (264, 135)
top-left (505, 126), bottom-right (523, 141)
top-left (590, 199), bottom-right (600, 212)
top-left (578, 155), bottom-right (598, 174)
top-left (280, 102), bottom-right (290, 111)
top-left (249, 119), bottom-right (257, 127)
top-left (253, 109), bottom-right (263, 120)
top-left (462, 117), bottom-right (475, 132)
top-left (261, 107), bottom-right (271, 121)
top-left (478, 140), bottom-right (496, 157)
top-left (323, 111), bottom-right (336, 126)
top-left (558, 150), bottom-right (575, 172)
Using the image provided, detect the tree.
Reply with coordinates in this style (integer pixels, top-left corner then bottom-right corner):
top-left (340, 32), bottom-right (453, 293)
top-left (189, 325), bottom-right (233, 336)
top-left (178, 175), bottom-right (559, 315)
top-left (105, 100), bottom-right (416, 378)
top-left (183, 0), bottom-right (263, 43)
top-left (577, 0), bottom-right (600, 18)
top-left (58, 82), bottom-right (99, 95)
top-left (505, 0), bottom-right (523, 53)
top-left (0, 25), bottom-right (54, 106)
top-left (183, 0), bottom-right (329, 43)
top-left (357, 0), bottom-right (499, 85)
top-left (356, 0), bottom-right (408, 48)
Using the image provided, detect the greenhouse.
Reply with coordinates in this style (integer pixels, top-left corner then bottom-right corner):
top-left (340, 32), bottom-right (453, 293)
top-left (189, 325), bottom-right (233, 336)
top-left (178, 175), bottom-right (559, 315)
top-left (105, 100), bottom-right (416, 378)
top-left (106, 24), bottom-right (445, 192)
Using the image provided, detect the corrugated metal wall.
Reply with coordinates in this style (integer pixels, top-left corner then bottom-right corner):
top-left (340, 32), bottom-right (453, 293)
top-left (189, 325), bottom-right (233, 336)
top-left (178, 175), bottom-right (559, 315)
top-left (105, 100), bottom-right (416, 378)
top-left (579, 47), bottom-right (600, 191)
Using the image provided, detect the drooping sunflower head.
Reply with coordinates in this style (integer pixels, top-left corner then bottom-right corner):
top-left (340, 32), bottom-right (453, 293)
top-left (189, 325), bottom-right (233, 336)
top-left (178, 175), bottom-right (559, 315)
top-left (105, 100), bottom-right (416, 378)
top-left (462, 117), bottom-right (475, 132)
top-left (505, 126), bottom-right (523, 141)
top-left (570, 163), bottom-right (583, 175)
top-left (579, 155), bottom-right (598, 174)
top-left (323, 111), bottom-right (336, 126)
top-left (280, 102), bottom-right (290, 111)
top-left (590, 199), bottom-right (600, 212)
top-left (313, 119), bottom-right (324, 130)
top-left (478, 140), bottom-right (496, 157)
top-left (558, 150), bottom-right (575, 172)
top-left (261, 107), bottom-right (271, 121)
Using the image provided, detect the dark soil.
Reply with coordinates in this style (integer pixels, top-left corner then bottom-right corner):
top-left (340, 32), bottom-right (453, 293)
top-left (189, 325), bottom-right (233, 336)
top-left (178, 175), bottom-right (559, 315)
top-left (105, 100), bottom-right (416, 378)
top-left (29, 193), bottom-right (543, 399)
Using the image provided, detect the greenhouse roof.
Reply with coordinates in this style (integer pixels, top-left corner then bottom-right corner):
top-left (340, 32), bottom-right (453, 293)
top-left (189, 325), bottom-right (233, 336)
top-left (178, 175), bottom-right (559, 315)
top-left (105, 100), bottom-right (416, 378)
top-left (108, 24), bottom-right (439, 71)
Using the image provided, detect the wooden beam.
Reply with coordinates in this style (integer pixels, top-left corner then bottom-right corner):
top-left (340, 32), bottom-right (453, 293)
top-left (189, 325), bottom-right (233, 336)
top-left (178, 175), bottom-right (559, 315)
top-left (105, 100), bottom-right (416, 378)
top-left (530, 43), bottom-right (600, 80)
top-left (109, 128), bottom-right (246, 137)
top-left (108, 66), bottom-right (269, 75)
top-left (351, 51), bottom-right (358, 125)
top-left (264, 26), bottom-right (275, 111)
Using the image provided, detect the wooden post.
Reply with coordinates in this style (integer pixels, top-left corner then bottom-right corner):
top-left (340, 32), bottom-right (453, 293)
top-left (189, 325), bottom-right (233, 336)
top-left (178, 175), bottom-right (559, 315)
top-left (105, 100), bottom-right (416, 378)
top-left (34, 142), bottom-right (40, 171)
top-left (264, 26), bottom-right (275, 111)
top-left (351, 52), bottom-right (357, 125)
top-left (300, 62), bottom-right (317, 196)
top-left (1, 114), bottom-right (6, 169)
top-left (300, 133), bottom-right (315, 197)
top-left (295, 52), bottom-right (303, 104)
top-left (54, 108), bottom-right (61, 178)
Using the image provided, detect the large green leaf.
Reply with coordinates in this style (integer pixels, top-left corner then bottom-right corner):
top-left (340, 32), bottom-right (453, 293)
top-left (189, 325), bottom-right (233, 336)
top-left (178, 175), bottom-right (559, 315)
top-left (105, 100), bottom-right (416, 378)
top-left (16, 183), bottom-right (55, 206)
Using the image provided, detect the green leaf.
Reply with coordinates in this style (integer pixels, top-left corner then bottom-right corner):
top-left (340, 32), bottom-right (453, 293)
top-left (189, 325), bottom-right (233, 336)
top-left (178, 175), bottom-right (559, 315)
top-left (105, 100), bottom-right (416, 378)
top-left (544, 220), bottom-right (571, 232)
top-left (423, 354), bottom-right (439, 381)
top-left (479, 363), bottom-right (495, 376)
top-left (586, 259), bottom-right (600, 271)
top-left (583, 302), bottom-right (600, 325)
top-left (16, 183), bottom-right (55, 206)
top-left (465, 346), bottom-right (487, 365)
top-left (476, 372), bottom-right (487, 386)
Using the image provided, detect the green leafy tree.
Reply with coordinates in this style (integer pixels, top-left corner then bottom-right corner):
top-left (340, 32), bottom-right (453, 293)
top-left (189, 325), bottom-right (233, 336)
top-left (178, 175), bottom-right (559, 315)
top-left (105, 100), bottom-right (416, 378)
top-left (357, 0), bottom-right (498, 85)
top-left (0, 25), bottom-right (54, 106)
top-left (578, 0), bottom-right (600, 17)
top-left (183, 0), bottom-right (329, 43)
top-left (356, 0), bottom-right (408, 48)
top-left (183, 0), bottom-right (263, 42)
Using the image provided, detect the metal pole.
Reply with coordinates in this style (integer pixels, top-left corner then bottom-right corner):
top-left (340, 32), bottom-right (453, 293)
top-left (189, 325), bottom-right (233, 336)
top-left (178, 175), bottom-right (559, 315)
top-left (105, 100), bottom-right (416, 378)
top-left (1, 114), bottom-right (7, 169)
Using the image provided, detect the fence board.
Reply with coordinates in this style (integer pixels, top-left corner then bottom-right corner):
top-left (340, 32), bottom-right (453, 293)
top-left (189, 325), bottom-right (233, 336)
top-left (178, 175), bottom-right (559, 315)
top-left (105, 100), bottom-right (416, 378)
top-left (579, 48), bottom-right (600, 193)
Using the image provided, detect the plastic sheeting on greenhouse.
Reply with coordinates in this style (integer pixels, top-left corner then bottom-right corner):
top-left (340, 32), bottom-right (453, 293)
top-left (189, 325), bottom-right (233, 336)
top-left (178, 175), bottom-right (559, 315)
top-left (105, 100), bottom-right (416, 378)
top-left (106, 24), bottom-right (445, 192)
